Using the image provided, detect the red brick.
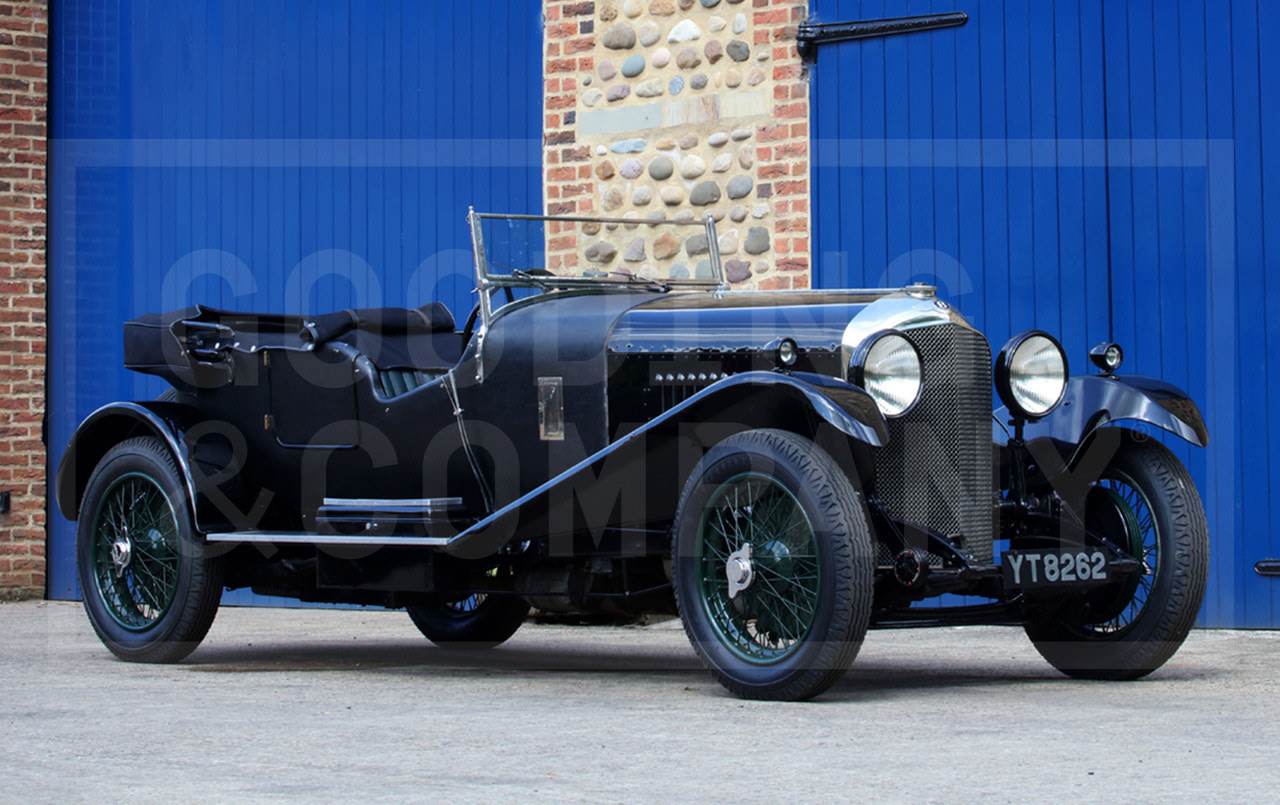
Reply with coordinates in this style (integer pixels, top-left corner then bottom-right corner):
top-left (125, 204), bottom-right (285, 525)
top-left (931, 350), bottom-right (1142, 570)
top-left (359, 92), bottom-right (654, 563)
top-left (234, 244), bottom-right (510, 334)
top-left (758, 276), bottom-right (792, 290)
top-left (548, 22), bottom-right (577, 39)
top-left (758, 124), bottom-right (788, 142)
top-left (0, 0), bottom-right (44, 598)
top-left (774, 102), bottom-right (805, 119)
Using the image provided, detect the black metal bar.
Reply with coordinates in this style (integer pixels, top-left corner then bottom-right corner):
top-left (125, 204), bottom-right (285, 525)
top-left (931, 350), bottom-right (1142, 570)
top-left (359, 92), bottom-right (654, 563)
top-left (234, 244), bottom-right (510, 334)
top-left (797, 12), bottom-right (969, 64)
top-left (872, 603), bottom-right (1019, 630)
top-left (1256, 560), bottom-right (1280, 577)
top-left (467, 583), bottom-right (673, 599)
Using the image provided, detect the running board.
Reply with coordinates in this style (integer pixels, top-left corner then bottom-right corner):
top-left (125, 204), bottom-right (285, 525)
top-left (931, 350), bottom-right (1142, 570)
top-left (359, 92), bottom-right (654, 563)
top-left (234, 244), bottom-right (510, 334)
top-left (316, 496), bottom-right (467, 539)
top-left (206, 531), bottom-right (450, 547)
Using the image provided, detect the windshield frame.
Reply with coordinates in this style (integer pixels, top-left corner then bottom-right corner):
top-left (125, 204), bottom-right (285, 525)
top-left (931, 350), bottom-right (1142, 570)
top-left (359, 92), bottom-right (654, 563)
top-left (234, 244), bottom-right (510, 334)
top-left (468, 209), bottom-right (728, 329)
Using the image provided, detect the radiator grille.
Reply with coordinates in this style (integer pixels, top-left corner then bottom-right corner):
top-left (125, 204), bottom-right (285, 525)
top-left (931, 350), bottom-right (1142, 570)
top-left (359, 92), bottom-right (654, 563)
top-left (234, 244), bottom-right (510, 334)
top-left (873, 324), bottom-right (994, 563)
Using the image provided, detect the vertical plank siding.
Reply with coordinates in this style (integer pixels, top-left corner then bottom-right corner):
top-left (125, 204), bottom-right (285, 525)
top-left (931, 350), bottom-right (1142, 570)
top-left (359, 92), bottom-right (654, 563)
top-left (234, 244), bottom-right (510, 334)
top-left (48, 1), bottom-right (542, 600)
top-left (813, 0), bottom-right (1272, 625)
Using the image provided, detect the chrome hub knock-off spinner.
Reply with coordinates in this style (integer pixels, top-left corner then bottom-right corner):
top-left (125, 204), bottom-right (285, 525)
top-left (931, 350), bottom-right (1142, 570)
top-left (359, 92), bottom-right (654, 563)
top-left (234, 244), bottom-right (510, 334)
top-left (726, 543), bottom-right (754, 599)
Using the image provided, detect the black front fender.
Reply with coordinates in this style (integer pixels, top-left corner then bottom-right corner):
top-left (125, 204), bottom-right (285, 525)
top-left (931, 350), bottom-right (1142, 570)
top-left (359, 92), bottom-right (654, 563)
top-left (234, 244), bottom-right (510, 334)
top-left (677, 369), bottom-right (889, 447)
top-left (1018, 374), bottom-right (1209, 448)
top-left (440, 370), bottom-right (887, 560)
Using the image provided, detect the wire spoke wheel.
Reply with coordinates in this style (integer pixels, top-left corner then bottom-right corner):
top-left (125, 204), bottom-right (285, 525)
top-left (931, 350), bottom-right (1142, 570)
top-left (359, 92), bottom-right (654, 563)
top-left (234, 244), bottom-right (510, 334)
top-left (1024, 433), bottom-right (1209, 680)
top-left (406, 585), bottom-right (529, 648)
top-left (673, 429), bottom-right (873, 701)
top-left (444, 593), bottom-right (487, 616)
top-left (697, 473), bottom-right (821, 663)
top-left (76, 436), bottom-right (223, 663)
top-left (91, 473), bottom-right (182, 629)
top-left (1082, 471), bottom-right (1158, 635)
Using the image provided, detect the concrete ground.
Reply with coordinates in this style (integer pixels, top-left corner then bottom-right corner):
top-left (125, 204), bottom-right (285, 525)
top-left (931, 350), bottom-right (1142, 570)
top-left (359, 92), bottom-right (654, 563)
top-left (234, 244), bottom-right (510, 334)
top-left (1, 601), bottom-right (1278, 803)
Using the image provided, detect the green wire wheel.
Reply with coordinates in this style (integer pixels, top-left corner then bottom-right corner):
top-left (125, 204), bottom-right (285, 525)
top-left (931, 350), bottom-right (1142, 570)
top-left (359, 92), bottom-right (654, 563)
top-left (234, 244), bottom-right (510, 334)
top-left (76, 436), bottom-right (223, 663)
top-left (694, 473), bottom-right (822, 664)
top-left (673, 429), bottom-right (874, 701)
top-left (88, 471), bottom-right (183, 630)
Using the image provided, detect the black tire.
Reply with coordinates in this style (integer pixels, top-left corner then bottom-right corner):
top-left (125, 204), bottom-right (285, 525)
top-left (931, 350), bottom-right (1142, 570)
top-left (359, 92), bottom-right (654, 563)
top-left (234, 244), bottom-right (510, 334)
top-left (1025, 434), bottom-right (1209, 679)
top-left (76, 436), bottom-right (223, 663)
top-left (672, 428), bottom-right (874, 701)
top-left (406, 594), bottom-right (530, 648)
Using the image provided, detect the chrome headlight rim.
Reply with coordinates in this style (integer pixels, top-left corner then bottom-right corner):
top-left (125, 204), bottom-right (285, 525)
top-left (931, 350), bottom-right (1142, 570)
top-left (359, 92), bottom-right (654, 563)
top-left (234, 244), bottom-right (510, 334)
top-left (849, 329), bottom-right (924, 419)
top-left (995, 330), bottom-right (1069, 421)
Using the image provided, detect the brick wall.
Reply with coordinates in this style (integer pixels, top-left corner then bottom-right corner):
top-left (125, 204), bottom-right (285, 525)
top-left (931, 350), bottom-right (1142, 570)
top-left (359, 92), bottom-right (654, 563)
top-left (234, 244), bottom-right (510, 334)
top-left (0, 1), bottom-right (47, 600)
top-left (543, 0), bottom-right (810, 289)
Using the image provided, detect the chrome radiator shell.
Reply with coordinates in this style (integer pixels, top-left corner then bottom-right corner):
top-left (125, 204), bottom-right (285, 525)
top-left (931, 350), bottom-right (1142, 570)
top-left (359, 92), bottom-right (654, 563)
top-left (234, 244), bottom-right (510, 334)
top-left (872, 323), bottom-right (994, 564)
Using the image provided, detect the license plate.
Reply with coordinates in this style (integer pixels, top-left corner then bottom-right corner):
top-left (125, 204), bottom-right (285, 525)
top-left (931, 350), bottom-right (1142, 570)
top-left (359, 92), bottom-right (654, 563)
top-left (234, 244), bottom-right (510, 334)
top-left (1002, 550), bottom-right (1109, 590)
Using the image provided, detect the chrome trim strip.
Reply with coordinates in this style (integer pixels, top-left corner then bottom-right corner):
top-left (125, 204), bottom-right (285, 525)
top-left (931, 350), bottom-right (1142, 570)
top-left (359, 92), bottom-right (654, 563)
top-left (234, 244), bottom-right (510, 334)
top-left (206, 531), bottom-right (451, 547)
top-left (321, 497), bottom-right (462, 509)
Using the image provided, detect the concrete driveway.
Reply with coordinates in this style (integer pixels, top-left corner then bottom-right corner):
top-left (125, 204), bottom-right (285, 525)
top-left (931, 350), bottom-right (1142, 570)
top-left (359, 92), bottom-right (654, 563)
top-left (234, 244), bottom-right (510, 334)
top-left (2, 600), bottom-right (1278, 803)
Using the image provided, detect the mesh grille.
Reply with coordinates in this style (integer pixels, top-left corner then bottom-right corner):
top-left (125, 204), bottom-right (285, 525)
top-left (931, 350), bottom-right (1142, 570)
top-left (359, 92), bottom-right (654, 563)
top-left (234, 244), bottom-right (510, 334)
top-left (873, 324), bottom-right (994, 563)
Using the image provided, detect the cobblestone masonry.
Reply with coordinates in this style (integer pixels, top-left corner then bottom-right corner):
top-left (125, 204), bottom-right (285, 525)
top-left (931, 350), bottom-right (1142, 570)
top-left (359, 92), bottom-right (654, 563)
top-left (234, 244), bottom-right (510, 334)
top-left (0, 1), bottom-right (47, 599)
top-left (544, 0), bottom-right (810, 289)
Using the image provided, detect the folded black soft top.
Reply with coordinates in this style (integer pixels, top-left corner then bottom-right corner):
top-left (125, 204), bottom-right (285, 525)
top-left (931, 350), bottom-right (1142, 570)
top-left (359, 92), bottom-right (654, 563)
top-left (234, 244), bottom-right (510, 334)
top-left (123, 302), bottom-right (460, 388)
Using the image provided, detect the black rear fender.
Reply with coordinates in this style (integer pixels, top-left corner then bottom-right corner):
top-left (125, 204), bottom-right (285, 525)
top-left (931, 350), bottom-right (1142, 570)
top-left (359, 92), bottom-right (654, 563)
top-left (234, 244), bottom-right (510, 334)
top-left (55, 402), bottom-right (260, 532)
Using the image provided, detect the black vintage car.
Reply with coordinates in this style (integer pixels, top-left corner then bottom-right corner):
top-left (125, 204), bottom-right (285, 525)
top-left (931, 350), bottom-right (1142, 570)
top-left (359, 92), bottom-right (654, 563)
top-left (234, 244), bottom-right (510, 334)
top-left (56, 211), bottom-right (1210, 700)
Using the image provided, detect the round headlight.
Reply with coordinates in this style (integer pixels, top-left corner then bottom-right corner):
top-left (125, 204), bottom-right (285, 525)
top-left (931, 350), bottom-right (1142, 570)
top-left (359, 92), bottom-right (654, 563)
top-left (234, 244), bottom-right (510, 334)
top-left (850, 331), bottom-right (922, 418)
top-left (996, 331), bottom-right (1069, 420)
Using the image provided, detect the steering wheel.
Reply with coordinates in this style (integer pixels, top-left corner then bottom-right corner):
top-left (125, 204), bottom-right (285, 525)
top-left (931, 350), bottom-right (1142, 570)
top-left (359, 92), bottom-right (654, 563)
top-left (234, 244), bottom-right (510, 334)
top-left (460, 287), bottom-right (519, 346)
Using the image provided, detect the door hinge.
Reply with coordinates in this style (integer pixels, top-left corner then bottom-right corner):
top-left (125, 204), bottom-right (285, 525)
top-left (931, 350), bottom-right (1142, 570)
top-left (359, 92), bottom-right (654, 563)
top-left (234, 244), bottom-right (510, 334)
top-left (797, 12), bottom-right (968, 64)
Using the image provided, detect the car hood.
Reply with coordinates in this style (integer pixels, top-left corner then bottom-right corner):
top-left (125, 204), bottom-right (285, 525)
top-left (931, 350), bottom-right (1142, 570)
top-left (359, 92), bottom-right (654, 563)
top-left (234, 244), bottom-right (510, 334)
top-left (606, 289), bottom-right (959, 354)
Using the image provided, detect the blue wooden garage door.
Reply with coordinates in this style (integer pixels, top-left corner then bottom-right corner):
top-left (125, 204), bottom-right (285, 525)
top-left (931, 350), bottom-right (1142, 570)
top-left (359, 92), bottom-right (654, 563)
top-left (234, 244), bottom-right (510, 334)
top-left (812, 0), bottom-right (1275, 627)
top-left (48, 1), bottom-right (543, 600)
